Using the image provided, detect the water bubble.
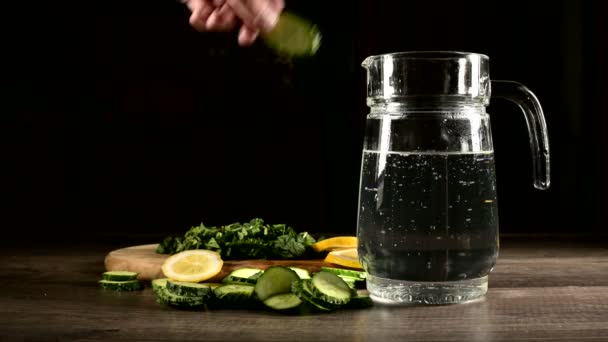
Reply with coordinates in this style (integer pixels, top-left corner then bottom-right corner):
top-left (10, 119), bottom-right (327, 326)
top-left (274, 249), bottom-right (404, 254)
top-left (393, 243), bottom-right (397, 247)
top-left (465, 218), bottom-right (471, 222)
top-left (467, 208), bottom-right (472, 211)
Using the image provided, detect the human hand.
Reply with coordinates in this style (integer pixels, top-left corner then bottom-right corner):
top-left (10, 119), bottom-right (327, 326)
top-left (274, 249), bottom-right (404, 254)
top-left (183, 0), bottom-right (285, 46)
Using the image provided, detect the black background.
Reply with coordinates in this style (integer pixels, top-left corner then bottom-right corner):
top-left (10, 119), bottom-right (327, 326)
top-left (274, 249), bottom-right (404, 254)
top-left (3, 0), bottom-right (606, 241)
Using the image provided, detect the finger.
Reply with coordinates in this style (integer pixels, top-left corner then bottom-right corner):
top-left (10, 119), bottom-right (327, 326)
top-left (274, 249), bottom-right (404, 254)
top-left (206, 6), bottom-right (237, 31)
top-left (189, 0), bottom-right (214, 31)
top-left (238, 25), bottom-right (260, 46)
top-left (227, 0), bottom-right (282, 33)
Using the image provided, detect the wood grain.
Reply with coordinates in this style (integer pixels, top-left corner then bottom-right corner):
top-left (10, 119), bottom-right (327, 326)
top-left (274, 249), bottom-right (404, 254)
top-left (104, 244), bottom-right (332, 281)
top-left (1, 237), bottom-right (607, 341)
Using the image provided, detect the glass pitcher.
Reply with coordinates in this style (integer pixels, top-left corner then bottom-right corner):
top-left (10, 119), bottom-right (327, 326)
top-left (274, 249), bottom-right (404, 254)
top-left (357, 51), bottom-right (550, 304)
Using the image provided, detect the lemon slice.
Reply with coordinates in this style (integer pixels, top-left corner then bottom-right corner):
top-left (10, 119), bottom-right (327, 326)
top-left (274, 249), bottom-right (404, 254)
top-left (311, 236), bottom-right (358, 252)
top-left (324, 248), bottom-right (363, 269)
top-left (161, 250), bottom-right (223, 282)
top-left (261, 12), bottom-right (322, 57)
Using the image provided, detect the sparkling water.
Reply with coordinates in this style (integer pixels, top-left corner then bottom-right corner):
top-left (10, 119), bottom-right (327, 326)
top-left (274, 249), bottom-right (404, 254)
top-left (357, 150), bottom-right (499, 303)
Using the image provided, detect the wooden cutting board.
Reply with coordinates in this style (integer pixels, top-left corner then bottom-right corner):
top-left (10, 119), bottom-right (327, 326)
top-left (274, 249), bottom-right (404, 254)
top-left (104, 244), bottom-right (332, 282)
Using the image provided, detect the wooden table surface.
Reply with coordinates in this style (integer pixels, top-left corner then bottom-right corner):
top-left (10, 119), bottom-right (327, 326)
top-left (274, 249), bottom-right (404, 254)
top-left (1, 235), bottom-right (607, 341)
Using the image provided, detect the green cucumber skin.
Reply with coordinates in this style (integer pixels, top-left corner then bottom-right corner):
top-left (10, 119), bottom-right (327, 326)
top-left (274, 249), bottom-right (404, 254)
top-left (291, 280), bottom-right (334, 312)
top-left (102, 271), bottom-right (139, 281)
top-left (166, 281), bottom-right (212, 297)
top-left (320, 267), bottom-right (367, 280)
top-left (254, 266), bottom-right (300, 301)
top-left (154, 285), bottom-right (207, 309)
top-left (221, 276), bottom-right (258, 286)
top-left (99, 280), bottom-right (143, 291)
top-left (210, 284), bottom-right (259, 309)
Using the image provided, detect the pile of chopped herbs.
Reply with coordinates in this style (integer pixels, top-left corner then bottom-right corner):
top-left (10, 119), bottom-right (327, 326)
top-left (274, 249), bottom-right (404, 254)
top-left (156, 218), bottom-right (317, 260)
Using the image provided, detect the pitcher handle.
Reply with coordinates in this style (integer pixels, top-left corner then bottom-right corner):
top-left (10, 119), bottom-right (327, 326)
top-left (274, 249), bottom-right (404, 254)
top-left (491, 80), bottom-right (551, 190)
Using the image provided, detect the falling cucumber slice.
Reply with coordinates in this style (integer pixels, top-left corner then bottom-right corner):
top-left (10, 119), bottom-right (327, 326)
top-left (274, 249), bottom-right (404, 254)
top-left (261, 12), bottom-right (321, 57)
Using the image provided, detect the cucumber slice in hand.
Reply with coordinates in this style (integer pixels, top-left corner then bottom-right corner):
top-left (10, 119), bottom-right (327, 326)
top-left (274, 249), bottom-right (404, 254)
top-left (261, 12), bottom-right (321, 57)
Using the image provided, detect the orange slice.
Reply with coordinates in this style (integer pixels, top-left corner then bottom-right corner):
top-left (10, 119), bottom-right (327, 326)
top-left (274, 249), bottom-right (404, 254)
top-left (311, 236), bottom-right (358, 252)
top-left (323, 248), bottom-right (363, 269)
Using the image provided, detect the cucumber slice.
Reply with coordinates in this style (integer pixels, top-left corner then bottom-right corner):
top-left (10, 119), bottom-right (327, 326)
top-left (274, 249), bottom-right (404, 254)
top-left (289, 267), bottom-right (311, 279)
top-left (291, 280), bottom-right (334, 312)
top-left (320, 267), bottom-right (367, 279)
top-left (153, 281), bottom-right (207, 309)
top-left (160, 287), bottom-right (207, 309)
top-left (213, 284), bottom-right (255, 304)
top-left (166, 280), bottom-right (212, 297)
top-left (102, 271), bottom-right (138, 281)
top-left (226, 268), bottom-right (264, 279)
top-left (346, 289), bottom-right (374, 309)
top-left (263, 293), bottom-right (302, 311)
top-left (261, 12), bottom-right (322, 57)
top-left (152, 278), bottom-right (169, 303)
top-left (205, 283), bottom-right (224, 290)
top-left (249, 271), bottom-right (264, 280)
top-left (254, 266), bottom-right (300, 301)
top-left (99, 279), bottom-right (143, 291)
top-left (336, 275), bottom-right (366, 289)
top-left (310, 271), bottom-right (352, 305)
top-left (222, 276), bottom-right (258, 285)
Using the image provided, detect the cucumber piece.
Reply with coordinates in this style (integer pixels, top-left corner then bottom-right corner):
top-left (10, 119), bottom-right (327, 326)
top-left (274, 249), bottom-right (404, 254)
top-left (263, 293), bottom-right (302, 311)
top-left (102, 271), bottom-right (139, 281)
top-left (291, 280), bottom-right (334, 312)
top-left (249, 271), bottom-right (264, 280)
top-left (261, 12), bottom-right (322, 57)
top-left (166, 280), bottom-right (212, 297)
top-left (310, 271), bottom-right (352, 305)
top-left (254, 266), bottom-right (300, 301)
top-left (152, 278), bottom-right (169, 304)
top-left (221, 276), bottom-right (258, 286)
top-left (336, 275), bottom-right (366, 289)
top-left (99, 279), bottom-right (143, 291)
top-left (160, 287), bottom-right (207, 309)
top-left (226, 268), bottom-right (264, 279)
top-left (153, 281), bottom-right (207, 309)
top-left (205, 283), bottom-right (224, 290)
top-left (320, 267), bottom-right (367, 279)
top-left (289, 267), bottom-right (311, 279)
top-left (346, 289), bottom-right (374, 309)
top-left (213, 284), bottom-right (255, 304)
top-left (152, 278), bottom-right (168, 291)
